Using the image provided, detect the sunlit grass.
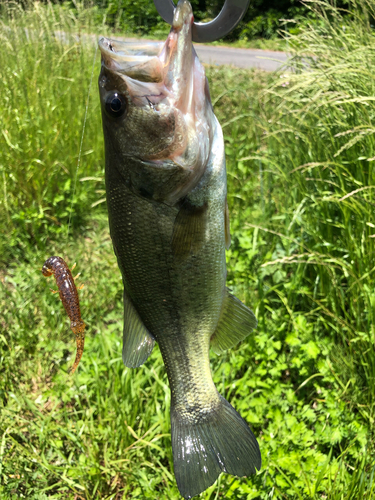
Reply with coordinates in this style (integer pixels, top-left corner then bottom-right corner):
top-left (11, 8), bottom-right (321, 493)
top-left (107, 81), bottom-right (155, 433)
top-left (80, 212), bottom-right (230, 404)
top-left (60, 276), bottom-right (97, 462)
top-left (1, 0), bottom-right (375, 498)
top-left (0, 1), bottom-right (104, 264)
top-left (241, 0), bottom-right (375, 411)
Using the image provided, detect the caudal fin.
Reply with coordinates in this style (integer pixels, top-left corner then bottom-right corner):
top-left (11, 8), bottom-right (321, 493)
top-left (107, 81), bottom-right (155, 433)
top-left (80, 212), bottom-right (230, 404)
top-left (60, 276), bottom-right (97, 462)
top-left (171, 394), bottom-right (261, 499)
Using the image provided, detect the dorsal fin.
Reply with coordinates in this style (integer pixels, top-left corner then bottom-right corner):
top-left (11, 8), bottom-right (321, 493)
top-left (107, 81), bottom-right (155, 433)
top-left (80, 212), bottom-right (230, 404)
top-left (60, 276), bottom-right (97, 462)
top-left (122, 292), bottom-right (155, 367)
top-left (211, 289), bottom-right (257, 355)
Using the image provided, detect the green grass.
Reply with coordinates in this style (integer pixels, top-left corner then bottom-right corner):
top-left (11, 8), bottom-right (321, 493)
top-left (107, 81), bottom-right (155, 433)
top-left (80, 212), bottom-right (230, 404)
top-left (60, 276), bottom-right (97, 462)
top-left (0, 1), bottom-right (105, 264)
top-left (1, 1), bottom-right (375, 498)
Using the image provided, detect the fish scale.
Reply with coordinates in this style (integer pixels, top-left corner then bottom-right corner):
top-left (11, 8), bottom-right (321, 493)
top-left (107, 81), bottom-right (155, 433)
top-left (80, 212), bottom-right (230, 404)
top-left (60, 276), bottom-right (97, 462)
top-left (99, 0), bottom-right (261, 497)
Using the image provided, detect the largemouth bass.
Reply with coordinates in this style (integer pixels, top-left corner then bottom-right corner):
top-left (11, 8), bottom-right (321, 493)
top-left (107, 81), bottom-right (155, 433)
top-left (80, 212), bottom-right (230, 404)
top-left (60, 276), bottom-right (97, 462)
top-left (98, 0), bottom-right (261, 496)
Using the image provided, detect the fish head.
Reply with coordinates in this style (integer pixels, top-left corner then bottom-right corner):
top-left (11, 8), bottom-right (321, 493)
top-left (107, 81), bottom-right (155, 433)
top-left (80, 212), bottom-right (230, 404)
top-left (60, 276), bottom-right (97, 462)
top-left (98, 0), bottom-right (215, 205)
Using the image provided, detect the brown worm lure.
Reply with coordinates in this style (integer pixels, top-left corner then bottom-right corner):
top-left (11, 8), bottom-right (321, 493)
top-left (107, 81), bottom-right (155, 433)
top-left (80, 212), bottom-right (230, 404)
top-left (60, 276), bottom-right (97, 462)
top-left (42, 256), bottom-right (85, 374)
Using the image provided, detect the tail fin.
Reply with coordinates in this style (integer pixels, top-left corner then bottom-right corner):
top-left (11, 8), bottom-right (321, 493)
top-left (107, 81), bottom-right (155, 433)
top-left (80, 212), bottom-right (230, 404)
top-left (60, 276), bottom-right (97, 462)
top-left (171, 394), bottom-right (261, 499)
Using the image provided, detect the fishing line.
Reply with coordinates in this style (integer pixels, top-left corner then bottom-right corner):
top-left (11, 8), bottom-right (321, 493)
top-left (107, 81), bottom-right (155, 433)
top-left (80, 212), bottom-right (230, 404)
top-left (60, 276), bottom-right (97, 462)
top-left (66, 42), bottom-right (98, 241)
top-left (42, 43), bottom-right (98, 377)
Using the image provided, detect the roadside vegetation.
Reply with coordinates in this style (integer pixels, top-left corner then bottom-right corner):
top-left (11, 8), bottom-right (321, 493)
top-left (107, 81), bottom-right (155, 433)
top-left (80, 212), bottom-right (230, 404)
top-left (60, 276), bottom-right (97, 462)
top-left (0, 0), bottom-right (302, 51)
top-left (35, 0), bottom-right (312, 47)
top-left (1, 0), bottom-right (375, 498)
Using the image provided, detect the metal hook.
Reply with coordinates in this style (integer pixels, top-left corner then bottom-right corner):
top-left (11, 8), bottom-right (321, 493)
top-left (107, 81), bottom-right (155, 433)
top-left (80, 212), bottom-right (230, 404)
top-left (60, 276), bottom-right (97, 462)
top-left (153, 0), bottom-right (250, 43)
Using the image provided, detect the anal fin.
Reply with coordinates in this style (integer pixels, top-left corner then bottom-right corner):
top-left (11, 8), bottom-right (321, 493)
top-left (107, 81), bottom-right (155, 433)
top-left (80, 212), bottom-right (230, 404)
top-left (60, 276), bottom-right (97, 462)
top-left (211, 289), bottom-right (257, 355)
top-left (122, 292), bottom-right (155, 368)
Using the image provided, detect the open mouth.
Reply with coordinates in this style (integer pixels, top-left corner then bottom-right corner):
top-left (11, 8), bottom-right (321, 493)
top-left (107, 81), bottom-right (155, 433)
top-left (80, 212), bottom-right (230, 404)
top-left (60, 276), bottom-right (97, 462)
top-left (99, 38), bottom-right (165, 83)
top-left (98, 0), bottom-right (214, 204)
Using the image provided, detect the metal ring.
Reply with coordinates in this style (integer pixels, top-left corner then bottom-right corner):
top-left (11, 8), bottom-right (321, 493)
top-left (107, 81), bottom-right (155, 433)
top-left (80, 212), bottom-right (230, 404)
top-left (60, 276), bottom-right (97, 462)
top-left (153, 0), bottom-right (250, 43)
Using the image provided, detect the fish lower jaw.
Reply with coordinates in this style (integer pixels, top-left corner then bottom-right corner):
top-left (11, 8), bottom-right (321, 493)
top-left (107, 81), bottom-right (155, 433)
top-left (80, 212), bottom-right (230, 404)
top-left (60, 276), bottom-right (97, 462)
top-left (172, 0), bottom-right (194, 31)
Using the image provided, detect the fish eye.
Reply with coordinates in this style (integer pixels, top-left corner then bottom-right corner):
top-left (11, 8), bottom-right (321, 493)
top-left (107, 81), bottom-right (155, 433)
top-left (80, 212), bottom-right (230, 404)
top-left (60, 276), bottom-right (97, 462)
top-left (105, 92), bottom-right (127, 118)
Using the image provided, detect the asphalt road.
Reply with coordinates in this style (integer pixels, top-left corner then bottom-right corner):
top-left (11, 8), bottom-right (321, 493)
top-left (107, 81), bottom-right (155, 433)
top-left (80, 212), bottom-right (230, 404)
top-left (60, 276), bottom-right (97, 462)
top-left (194, 44), bottom-right (288, 71)
top-left (114, 37), bottom-right (288, 72)
top-left (53, 31), bottom-right (288, 72)
top-left (23, 27), bottom-right (290, 71)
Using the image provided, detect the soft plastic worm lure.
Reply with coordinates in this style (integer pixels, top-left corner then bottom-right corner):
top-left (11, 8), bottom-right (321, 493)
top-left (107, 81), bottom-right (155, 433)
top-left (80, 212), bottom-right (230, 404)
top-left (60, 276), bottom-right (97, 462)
top-left (42, 256), bottom-right (85, 374)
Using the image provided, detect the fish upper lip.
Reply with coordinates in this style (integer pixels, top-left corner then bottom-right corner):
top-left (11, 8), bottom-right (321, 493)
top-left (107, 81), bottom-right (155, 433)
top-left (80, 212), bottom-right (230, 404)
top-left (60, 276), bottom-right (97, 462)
top-left (98, 37), bottom-right (165, 74)
top-left (98, 0), bottom-right (194, 79)
top-left (98, 37), bottom-right (164, 58)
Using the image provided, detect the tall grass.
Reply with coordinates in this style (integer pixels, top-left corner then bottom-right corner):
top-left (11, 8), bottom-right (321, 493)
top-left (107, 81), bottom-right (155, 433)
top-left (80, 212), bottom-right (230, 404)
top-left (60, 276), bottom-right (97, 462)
top-left (0, 1), bottom-right (104, 263)
top-left (1, 0), bottom-right (375, 498)
top-left (212, 0), bottom-right (375, 494)
top-left (252, 0), bottom-right (375, 410)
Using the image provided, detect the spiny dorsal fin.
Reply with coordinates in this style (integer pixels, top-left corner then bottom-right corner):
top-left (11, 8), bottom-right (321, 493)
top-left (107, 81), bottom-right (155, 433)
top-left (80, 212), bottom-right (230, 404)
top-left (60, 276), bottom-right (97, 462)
top-left (122, 292), bottom-right (155, 368)
top-left (171, 200), bottom-right (208, 260)
top-left (225, 197), bottom-right (231, 250)
top-left (211, 289), bottom-right (257, 355)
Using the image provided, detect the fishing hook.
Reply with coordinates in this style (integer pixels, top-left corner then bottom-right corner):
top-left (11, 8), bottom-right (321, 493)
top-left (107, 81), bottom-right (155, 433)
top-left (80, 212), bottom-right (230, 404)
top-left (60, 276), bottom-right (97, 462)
top-left (153, 0), bottom-right (250, 43)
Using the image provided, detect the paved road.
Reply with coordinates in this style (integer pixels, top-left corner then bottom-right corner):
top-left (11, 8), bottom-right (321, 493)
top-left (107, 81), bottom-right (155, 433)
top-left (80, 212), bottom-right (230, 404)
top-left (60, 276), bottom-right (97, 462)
top-left (194, 44), bottom-right (288, 71)
top-left (54, 31), bottom-right (288, 71)
top-left (113, 37), bottom-right (288, 72)
top-left (24, 28), bottom-right (289, 71)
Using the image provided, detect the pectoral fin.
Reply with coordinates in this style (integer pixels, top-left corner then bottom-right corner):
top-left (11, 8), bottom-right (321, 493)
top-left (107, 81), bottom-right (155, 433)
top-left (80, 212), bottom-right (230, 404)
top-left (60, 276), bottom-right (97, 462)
top-left (211, 289), bottom-right (257, 355)
top-left (171, 201), bottom-right (208, 260)
top-left (122, 292), bottom-right (155, 367)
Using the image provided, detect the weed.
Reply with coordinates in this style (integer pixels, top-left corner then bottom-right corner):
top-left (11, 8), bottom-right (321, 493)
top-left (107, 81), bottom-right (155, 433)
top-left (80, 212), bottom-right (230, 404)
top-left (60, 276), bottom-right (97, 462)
top-left (1, 1), bottom-right (374, 498)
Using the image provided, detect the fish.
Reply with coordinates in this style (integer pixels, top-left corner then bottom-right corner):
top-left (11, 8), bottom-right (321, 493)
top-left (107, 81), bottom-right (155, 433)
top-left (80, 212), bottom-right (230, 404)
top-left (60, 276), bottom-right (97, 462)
top-left (98, 0), bottom-right (261, 497)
